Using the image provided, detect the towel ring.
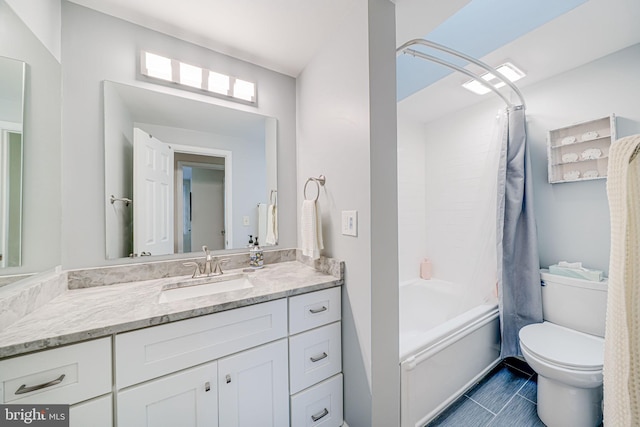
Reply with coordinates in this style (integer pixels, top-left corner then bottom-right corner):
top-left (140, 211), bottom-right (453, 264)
top-left (304, 175), bottom-right (326, 202)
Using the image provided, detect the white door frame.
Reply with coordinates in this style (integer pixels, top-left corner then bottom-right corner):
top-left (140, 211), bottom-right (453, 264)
top-left (172, 144), bottom-right (233, 250)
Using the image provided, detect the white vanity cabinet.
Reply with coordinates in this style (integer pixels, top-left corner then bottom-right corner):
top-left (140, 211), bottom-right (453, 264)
top-left (0, 337), bottom-right (113, 427)
top-left (115, 298), bottom-right (290, 427)
top-left (218, 339), bottom-right (289, 426)
top-left (288, 287), bottom-right (343, 427)
top-left (117, 361), bottom-right (219, 426)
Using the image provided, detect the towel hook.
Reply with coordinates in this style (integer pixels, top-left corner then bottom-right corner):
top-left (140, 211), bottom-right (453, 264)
top-left (304, 175), bottom-right (326, 202)
top-left (110, 195), bottom-right (132, 207)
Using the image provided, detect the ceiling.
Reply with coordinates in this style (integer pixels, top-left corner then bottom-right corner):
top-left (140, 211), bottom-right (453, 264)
top-left (397, 0), bottom-right (640, 123)
top-left (67, 0), bottom-right (359, 77)
top-left (68, 0), bottom-right (640, 122)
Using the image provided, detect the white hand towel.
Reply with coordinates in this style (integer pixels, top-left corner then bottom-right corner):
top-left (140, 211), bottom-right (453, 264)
top-left (265, 204), bottom-right (278, 245)
top-left (301, 200), bottom-right (323, 260)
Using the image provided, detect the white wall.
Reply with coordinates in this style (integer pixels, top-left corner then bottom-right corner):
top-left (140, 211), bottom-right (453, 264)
top-left (526, 43), bottom-right (640, 275)
top-left (5, 0), bottom-right (61, 62)
top-left (297, 0), bottom-right (399, 425)
top-left (61, 2), bottom-right (297, 269)
top-left (0, 0), bottom-right (61, 275)
top-left (398, 43), bottom-right (640, 280)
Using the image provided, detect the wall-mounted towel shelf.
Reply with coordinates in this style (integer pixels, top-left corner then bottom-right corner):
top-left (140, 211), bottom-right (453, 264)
top-left (547, 114), bottom-right (616, 184)
top-left (304, 175), bottom-right (326, 202)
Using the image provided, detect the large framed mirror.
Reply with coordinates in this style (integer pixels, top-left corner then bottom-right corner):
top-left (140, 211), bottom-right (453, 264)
top-left (104, 81), bottom-right (278, 260)
top-left (0, 56), bottom-right (25, 268)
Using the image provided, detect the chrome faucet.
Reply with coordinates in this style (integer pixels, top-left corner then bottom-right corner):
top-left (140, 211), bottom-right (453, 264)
top-left (202, 245), bottom-right (213, 276)
top-left (183, 247), bottom-right (228, 278)
top-left (212, 258), bottom-right (229, 275)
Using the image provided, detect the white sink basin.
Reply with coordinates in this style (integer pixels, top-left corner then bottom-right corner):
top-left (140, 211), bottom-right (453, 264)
top-left (158, 274), bottom-right (253, 303)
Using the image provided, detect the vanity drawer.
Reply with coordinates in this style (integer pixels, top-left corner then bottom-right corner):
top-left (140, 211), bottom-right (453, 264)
top-left (0, 338), bottom-right (111, 405)
top-left (289, 322), bottom-right (341, 394)
top-left (290, 374), bottom-right (343, 427)
top-left (116, 298), bottom-right (287, 388)
top-left (289, 287), bottom-right (341, 335)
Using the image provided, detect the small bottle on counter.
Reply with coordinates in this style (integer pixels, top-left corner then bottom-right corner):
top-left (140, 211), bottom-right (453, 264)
top-left (420, 258), bottom-right (432, 280)
top-left (251, 237), bottom-right (264, 269)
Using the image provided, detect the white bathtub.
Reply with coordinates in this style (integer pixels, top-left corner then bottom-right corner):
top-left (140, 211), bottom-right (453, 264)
top-left (400, 278), bottom-right (501, 427)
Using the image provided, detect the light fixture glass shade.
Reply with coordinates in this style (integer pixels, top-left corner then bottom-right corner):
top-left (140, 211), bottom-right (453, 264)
top-left (208, 71), bottom-right (230, 95)
top-left (233, 79), bottom-right (255, 102)
top-left (179, 62), bottom-right (202, 89)
top-left (140, 50), bottom-right (256, 103)
top-left (144, 52), bottom-right (172, 81)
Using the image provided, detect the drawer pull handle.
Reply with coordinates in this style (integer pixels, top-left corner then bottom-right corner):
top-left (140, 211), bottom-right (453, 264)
top-left (311, 408), bottom-right (329, 422)
top-left (309, 306), bottom-right (327, 314)
top-left (310, 352), bottom-right (328, 363)
top-left (205, 381), bottom-right (211, 392)
top-left (226, 374), bottom-right (231, 384)
top-left (15, 374), bottom-right (66, 395)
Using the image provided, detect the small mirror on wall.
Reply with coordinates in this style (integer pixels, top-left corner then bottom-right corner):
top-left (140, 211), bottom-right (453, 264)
top-left (0, 56), bottom-right (25, 267)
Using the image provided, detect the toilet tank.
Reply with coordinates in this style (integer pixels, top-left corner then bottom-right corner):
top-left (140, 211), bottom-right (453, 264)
top-left (540, 269), bottom-right (608, 337)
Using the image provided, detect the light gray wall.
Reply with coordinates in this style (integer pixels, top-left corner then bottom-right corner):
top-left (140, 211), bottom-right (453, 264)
top-left (296, 0), bottom-right (399, 425)
top-left (61, 2), bottom-right (297, 269)
top-left (526, 43), bottom-right (640, 275)
top-left (0, 0), bottom-right (61, 275)
top-left (5, 0), bottom-right (61, 62)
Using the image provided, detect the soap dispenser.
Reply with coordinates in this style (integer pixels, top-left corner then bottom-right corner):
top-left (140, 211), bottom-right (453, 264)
top-left (249, 237), bottom-right (263, 269)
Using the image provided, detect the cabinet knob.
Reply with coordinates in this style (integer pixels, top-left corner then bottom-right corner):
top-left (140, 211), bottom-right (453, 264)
top-left (226, 374), bottom-right (231, 384)
top-left (205, 381), bottom-right (211, 392)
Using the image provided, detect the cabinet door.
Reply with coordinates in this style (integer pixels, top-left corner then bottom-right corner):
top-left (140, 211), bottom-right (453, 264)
top-left (70, 395), bottom-right (112, 427)
top-left (117, 361), bottom-right (218, 427)
top-left (218, 339), bottom-right (289, 427)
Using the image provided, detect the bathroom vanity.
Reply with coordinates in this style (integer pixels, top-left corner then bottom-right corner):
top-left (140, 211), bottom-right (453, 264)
top-left (0, 251), bottom-right (344, 427)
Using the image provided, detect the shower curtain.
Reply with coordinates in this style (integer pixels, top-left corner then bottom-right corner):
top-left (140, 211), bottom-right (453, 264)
top-left (496, 107), bottom-right (542, 358)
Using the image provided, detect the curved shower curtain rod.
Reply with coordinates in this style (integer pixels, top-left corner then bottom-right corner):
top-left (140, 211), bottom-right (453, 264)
top-left (397, 39), bottom-right (526, 110)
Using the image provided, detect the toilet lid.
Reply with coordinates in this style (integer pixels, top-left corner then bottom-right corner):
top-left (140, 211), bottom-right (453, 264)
top-left (519, 322), bottom-right (604, 370)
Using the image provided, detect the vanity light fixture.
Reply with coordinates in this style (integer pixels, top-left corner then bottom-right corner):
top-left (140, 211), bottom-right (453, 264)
top-left (462, 62), bottom-right (526, 95)
top-left (140, 51), bottom-right (256, 103)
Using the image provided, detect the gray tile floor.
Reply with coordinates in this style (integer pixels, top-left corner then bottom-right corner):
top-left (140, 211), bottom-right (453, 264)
top-left (427, 359), bottom-right (545, 427)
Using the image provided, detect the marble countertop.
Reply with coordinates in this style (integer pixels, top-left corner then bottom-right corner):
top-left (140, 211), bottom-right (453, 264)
top-left (0, 260), bottom-right (342, 359)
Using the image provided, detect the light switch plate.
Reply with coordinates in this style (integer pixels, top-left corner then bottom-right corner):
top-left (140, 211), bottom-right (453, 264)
top-left (243, 216), bottom-right (250, 226)
top-left (341, 210), bottom-right (357, 236)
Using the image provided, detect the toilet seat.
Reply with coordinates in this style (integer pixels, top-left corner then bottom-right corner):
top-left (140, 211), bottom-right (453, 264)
top-left (519, 322), bottom-right (604, 371)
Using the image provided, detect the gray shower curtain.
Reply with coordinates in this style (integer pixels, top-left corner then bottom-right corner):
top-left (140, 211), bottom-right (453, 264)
top-left (496, 107), bottom-right (542, 358)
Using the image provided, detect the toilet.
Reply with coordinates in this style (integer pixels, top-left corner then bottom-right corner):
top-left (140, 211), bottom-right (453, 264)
top-left (518, 270), bottom-right (607, 427)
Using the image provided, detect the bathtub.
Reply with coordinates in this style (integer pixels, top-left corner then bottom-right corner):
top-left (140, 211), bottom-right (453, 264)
top-left (400, 278), bottom-right (501, 427)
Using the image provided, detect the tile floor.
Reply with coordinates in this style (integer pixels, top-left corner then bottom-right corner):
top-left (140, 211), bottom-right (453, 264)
top-left (427, 358), bottom-right (545, 427)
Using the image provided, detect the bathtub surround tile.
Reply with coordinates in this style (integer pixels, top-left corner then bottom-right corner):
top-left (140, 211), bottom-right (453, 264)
top-left (464, 364), bottom-right (532, 413)
top-left (426, 361), bottom-right (544, 427)
top-left (429, 395), bottom-right (495, 427)
top-left (489, 396), bottom-right (544, 427)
